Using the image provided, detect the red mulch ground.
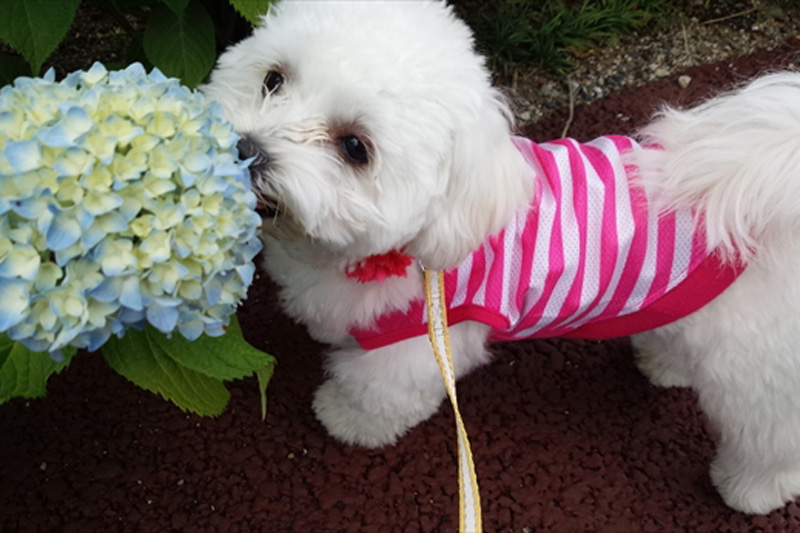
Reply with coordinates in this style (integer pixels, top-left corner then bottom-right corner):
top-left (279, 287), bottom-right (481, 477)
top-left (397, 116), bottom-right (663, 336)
top-left (3, 43), bottom-right (800, 533)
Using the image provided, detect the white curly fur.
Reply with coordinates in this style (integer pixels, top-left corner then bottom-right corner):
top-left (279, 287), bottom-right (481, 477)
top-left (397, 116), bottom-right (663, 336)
top-left (204, 0), bottom-right (800, 514)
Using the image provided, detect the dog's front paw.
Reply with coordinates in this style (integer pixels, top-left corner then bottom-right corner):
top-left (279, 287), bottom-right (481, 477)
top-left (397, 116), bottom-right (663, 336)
top-left (711, 452), bottom-right (800, 514)
top-left (313, 379), bottom-right (440, 448)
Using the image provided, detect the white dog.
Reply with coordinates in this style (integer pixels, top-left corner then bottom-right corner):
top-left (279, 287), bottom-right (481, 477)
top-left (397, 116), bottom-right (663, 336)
top-left (204, 0), bottom-right (800, 514)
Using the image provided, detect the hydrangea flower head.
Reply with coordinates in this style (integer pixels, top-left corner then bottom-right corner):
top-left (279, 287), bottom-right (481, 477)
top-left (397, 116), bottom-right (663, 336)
top-left (0, 63), bottom-right (262, 356)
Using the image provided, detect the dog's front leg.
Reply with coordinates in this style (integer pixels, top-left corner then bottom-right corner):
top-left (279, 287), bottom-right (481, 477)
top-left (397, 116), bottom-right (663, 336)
top-left (313, 321), bottom-right (491, 447)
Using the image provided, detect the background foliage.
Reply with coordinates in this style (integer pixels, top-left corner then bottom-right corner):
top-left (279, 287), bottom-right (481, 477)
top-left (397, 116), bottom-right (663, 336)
top-left (0, 0), bottom-right (276, 86)
top-left (464, 0), bottom-right (670, 76)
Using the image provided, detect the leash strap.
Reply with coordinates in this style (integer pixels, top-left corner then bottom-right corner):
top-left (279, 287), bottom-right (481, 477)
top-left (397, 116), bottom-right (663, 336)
top-left (424, 268), bottom-right (482, 533)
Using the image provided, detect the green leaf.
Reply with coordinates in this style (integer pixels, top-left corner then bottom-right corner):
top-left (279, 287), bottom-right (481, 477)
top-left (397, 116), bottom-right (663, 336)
top-left (0, 334), bottom-right (14, 373)
top-left (145, 316), bottom-right (275, 382)
top-left (143, 1), bottom-right (215, 87)
top-left (0, 334), bottom-right (76, 404)
top-left (0, 51), bottom-right (31, 85)
top-left (162, 0), bottom-right (189, 14)
top-left (222, 316), bottom-right (276, 419)
top-left (102, 328), bottom-right (231, 416)
top-left (229, 0), bottom-right (273, 26)
top-left (257, 363), bottom-right (275, 420)
top-left (0, 0), bottom-right (81, 74)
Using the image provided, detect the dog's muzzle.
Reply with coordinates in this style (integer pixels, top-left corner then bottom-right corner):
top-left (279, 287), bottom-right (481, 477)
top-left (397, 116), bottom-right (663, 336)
top-left (237, 136), bottom-right (279, 217)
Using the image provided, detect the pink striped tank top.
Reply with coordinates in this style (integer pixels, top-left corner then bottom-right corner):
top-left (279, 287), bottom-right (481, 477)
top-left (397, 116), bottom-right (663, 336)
top-left (350, 135), bottom-right (743, 350)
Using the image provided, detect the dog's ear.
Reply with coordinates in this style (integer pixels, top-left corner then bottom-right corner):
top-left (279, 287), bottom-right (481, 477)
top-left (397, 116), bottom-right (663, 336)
top-left (408, 93), bottom-right (532, 270)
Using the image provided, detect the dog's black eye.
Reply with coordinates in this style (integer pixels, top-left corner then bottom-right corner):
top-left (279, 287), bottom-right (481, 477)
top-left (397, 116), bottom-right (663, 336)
top-left (339, 135), bottom-right (368, 165)
top-left (262, 70), bottom-right (284, 96)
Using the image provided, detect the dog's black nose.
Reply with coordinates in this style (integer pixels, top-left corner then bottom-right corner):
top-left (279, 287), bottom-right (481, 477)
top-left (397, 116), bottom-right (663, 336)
top-left (237, 136), bottom-right (269, 169)
top-left (237, 136), bottom-right (277, 216)
top-left (237, 136), bottom-right (271, 182)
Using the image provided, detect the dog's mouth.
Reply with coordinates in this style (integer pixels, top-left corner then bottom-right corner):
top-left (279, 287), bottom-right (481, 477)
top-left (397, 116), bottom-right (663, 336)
top-left (238, 136), bottom-right (278, 217)
top-left (255, 191), bottom-right (282, 219)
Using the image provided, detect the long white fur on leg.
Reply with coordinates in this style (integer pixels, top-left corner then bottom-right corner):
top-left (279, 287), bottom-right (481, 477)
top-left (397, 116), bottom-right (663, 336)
top-left (663, 246), bottom-right (800, 513)
top-left (313, 321), bottom-right (491, 448)
top-left (636, 72), bottom-right (800, 513)
top-left (631, 327), bottom-right (694, 388)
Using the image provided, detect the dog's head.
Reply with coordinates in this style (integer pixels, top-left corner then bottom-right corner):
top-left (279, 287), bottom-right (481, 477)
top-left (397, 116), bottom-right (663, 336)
top-left (203, 0), bottom-right (530, 270)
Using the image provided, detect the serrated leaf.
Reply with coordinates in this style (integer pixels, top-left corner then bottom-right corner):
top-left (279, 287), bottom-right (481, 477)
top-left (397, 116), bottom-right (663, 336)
top-left (0, 334), bottom-right (76, 404)
top-left (102, 329), bottom-right (230, 416)
top-left (224, 316), bottom-right (275, 419)
top-left (143, 317), bottom-right (275, 382)
top-left (0, 0), bottom-right (81, 74)
top-left (162, 0), bottom-right (189, 14)
top-left (257, 363), bottom-right (275, 420)
top-left (143, 1), bottom-right (215, 87)
top-left (0, 51), bottom-right (31, 85)
top-left (229, 0), bottom-right (273, 26)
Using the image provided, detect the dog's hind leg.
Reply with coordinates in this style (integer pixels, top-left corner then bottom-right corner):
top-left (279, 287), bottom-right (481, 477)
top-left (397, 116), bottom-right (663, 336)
top-left (674, 253), bottom-right (800, 513)
top-left (312, 321), bottom-right (492, 448)
top-left (631, 326), bottom-right (694, 388)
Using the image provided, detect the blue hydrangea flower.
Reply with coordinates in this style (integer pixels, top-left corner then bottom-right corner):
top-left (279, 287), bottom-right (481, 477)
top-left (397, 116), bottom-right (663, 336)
top-left (0, 62), bottom-right (262, 357)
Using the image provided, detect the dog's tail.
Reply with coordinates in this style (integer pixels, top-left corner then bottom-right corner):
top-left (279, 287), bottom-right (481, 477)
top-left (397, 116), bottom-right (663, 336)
top-left (637, 72), bottom-right (800, 265)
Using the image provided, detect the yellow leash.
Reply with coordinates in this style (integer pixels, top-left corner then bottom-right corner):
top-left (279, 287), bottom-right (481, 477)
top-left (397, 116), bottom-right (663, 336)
top-left (424, 268), bottom-right (482, 533)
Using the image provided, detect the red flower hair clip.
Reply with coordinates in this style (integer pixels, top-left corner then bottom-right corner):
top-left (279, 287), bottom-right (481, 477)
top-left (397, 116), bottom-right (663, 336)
top-left (345, 249), bottom-right (414, 283)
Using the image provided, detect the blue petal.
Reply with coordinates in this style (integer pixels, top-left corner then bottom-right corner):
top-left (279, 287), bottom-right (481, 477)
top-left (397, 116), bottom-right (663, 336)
top-left (96, 211), bottom-right (129, 233)
top-left (208, 101), bottom-right (224, 118)
top-left (148, 67), bottom-right (168, 83)
top-left (11, 195), bottom-right (50, 219)
top-left (118, 197), bottom-right (142, 222)
top-left (4, 140), bottom-right (43, 173)
top-left (46, 213), bottom-right (82, 251)
top-left (211, 153), bottom-right (242, 177)
top-left (183, 151), bottom-right (211, 173)
top-left (178, 168), bottom-right (197, 187)
top-left (172, 239), bottom-right (192, 259)
top-left (235, 263), bottom-right (255, 286)
top-left (0, 198), bottom-right (12, 216)
top-left (36, 124), bottom-right (74, 148)
top-left (119, 277), bottom-right (143, 311)
top-left (81, 224), bottom-right (107, 249)
top-left (63, 70), bottom-right (82, 87)
top-left (37, 106), bottom-right (93, 148)
top-left (0, 246), bottom-right (40, 281)
top-left (77, 208), bottom-right (95, 229)
top-left (88, 278), bottom-right (121, 303)
top-left (177, 317), bottom-right (204, 341)
top-left (125, 63), bottom-right (146, 78)
top-left (146, 302), bottom-right (179, 333)
top-left (107, 316), bottom-right (124, 335)
top-left (81, 62), bottom-right (108, 86)
top-left (84, 328), bottom-right (112, 352)
top-left (36, 209), bottom-right (54, 236)
top-left (52, 147), bottom-right (94, 177)
top-left (154, 296), bottom-right (182, 307)
top-left (0, 278), bottom-right (30, 331)
top-left (54, 244), bottom-right (83, 267)
top-left (63, 105), bottom-right (93, 129)
top-left (117, 307), bottom-right (145, 325)
top-left (237, 238), bottom-right (263, 263)
top-left (202, 319), bottom-right (226, 337)
top-left (204, 279), bottom-right (222, 306)
top-left (197, 175), bottom-right (227, 195)
top-left (14, 336), bottom-right (51, 353)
